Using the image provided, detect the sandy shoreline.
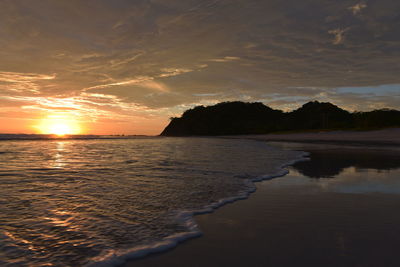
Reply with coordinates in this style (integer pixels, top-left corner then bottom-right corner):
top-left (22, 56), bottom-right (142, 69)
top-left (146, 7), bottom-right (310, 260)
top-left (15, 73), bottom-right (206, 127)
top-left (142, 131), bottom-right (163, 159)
top-left (223, 128), bottom-right (400, 146)
top-left (123, 140), bottom-right (400, 267)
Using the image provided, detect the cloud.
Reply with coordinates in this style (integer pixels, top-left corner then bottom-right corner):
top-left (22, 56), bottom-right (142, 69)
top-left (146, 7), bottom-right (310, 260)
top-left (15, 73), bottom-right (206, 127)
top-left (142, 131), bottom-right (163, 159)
top-left (349, 2), bottom-right (367, 15)
top-left (0, 71), bottom-right (55, 93)
top-left (208, 56), bottom-right (241, 62)
top-left (109, 53), bottom-right (144, 68)
top-left (0, 0), bottom-right (399, 134)
top-left (0, 72), bottom-right (55, 83)
top-left (84, 76), bottom-right (153, 91)
top-left (328, 28), bottom-right (350, 45)
top-left (159, 68), bottom-right (193, 77)
top-left (140, 80), bottom-right (170, 92)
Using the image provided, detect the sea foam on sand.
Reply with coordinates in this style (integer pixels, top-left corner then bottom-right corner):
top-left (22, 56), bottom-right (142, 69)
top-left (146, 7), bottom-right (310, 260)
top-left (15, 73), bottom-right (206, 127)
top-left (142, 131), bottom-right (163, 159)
top-left (87, 152), bottom-right (309, 267)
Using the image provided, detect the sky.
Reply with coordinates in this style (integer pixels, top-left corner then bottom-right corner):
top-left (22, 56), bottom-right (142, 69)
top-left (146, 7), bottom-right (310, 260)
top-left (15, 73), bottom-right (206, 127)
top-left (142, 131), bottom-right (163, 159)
top-left (0, 0), bottom-right (399, 135)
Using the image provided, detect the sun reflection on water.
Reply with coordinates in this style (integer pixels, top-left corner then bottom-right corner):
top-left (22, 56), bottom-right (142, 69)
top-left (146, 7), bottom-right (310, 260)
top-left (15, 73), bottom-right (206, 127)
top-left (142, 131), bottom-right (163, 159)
top-left (50, 141), bottom-right (67, 169)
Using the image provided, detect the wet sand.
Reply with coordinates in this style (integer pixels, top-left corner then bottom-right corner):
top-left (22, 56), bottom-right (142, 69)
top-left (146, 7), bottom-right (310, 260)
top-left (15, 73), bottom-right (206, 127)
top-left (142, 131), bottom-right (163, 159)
top-left (124, 142), bottom-right (400, 267)
top-left (227, 128), bottom-right (400, 146)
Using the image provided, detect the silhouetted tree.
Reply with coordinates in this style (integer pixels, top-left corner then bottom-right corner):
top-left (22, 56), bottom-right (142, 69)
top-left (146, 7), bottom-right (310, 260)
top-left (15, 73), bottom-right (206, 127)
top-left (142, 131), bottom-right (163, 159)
top-left (160, 101), bottom-right (400, 136)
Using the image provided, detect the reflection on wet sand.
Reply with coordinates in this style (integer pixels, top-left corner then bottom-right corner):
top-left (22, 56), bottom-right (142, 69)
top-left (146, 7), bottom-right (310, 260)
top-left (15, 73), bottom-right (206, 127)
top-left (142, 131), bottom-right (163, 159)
top-left (291, 146), bottom-right (400, 178)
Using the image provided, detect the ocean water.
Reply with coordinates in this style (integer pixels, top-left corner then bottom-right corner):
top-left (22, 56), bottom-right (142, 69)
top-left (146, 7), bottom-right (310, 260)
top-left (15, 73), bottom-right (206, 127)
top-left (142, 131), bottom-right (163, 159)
top-left (0, 137), bottom-right (304, 266)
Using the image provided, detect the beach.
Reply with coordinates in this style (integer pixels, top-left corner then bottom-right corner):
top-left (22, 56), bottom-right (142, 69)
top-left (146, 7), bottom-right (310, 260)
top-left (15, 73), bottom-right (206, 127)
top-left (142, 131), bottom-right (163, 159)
top-left (124, 134), bottom-right (400, 267)
top-left (226, 128), bottom-right (400, 146)
top-left (1, 130), bottom-right (400, 266)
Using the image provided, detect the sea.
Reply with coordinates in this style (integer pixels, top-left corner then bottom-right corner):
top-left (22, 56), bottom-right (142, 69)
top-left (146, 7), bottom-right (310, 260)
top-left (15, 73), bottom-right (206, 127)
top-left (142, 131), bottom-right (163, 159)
top-left (0, 136), bottom-right (305, 266)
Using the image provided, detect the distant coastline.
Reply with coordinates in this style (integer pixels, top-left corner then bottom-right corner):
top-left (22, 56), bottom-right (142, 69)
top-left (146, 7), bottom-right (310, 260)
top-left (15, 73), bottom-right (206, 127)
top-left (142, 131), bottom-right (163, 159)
top-left (0, 134), bottom-right (151, 141)
top-left (161, 101), bottom-right (400, 136)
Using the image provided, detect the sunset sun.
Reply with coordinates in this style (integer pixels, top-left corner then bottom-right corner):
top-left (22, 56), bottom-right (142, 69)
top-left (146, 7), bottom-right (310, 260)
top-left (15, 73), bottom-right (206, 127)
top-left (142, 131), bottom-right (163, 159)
top-left (36, 116), bottom-right (82, 136)
top-left (49, 123), bottom-right (72, 136)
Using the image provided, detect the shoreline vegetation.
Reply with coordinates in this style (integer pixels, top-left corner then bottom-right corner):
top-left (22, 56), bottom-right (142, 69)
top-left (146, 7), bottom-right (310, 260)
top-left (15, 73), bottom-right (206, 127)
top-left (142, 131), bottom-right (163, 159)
top-left (161, 101), bottom-right (400, 136)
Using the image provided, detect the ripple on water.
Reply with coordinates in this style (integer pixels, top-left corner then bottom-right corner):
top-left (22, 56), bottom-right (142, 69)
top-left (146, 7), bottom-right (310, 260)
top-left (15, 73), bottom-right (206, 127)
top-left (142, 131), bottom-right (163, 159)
top-left (0, 137), bottom-right (304, 266)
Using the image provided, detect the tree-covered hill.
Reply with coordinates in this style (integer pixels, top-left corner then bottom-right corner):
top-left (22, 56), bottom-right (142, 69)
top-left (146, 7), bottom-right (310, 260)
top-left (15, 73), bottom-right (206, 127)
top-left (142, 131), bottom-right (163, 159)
top-left (160, 101), bottom-right (400, 136)
top-left (284, 101), bottom-right (354, 130)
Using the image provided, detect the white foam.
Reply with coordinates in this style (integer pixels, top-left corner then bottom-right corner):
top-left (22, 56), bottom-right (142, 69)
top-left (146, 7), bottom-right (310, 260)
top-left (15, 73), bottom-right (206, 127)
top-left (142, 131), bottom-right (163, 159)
top-left (86, 151), bottom-right (310, 267)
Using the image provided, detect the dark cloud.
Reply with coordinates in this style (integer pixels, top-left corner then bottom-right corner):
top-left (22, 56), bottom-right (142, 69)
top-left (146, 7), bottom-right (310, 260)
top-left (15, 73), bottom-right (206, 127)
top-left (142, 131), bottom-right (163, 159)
top-left (0, 0), bottom-right (399, 133)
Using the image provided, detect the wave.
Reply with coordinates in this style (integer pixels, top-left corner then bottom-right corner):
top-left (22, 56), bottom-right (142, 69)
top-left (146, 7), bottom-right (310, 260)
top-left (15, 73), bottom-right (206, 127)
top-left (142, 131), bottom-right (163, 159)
top-left (86, 151), bottom-right (310, 267)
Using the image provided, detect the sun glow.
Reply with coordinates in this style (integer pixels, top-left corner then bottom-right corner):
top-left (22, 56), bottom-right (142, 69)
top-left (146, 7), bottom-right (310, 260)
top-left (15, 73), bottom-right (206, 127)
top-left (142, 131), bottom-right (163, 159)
top-left (35, 116), bottom-right (82, 136)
